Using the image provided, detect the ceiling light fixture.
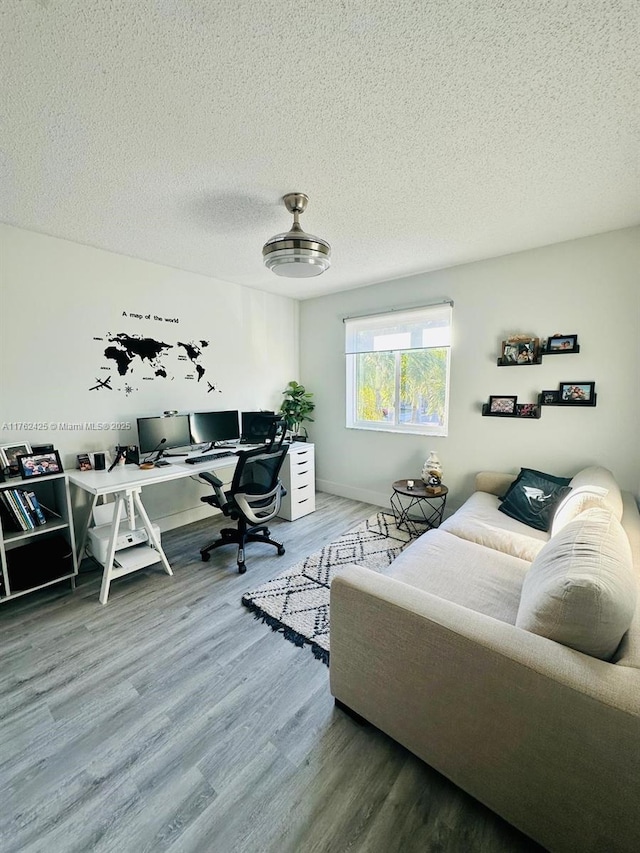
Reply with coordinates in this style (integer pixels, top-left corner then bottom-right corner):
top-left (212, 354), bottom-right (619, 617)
top-left (262, 193), bottom-right (331, 278)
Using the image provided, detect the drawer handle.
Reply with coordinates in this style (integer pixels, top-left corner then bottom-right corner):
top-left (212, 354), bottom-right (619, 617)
top-left (297, 484), bottom-right (308, 491)
top-left (298, 498), bottom-right (309, 505)
top-left (295, 467), bottom-right (308, 476)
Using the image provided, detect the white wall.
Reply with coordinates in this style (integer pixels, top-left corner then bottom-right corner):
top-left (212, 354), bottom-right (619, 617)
top-left (300, 227), bottom-right (640, 510)
top-left (0, 224), bottom-right (299, 528)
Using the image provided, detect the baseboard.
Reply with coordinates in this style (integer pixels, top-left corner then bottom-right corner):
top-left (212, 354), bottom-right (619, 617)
top-left (316, 478), bottom-right (391, 509)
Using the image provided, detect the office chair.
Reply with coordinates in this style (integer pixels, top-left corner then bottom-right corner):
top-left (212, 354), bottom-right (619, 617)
top-left (198, 444), bottom-right (288, 573)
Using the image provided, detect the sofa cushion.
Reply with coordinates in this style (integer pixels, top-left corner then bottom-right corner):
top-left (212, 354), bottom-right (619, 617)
top-left (516, 507), bottom-right (637, 660)
top-left (440, 491), bottom-right (547, 562)
top-left (568, 466), bottom-right (623, 520)
top-left (551, 485), bottom-right (610, 537)
top-left (499, 468), bottom-right (571, 532)
top-left (386, 528), bottom-right (529, 624)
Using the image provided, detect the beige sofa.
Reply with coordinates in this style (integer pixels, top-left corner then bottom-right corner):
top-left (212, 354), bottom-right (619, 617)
top-left (330, 467), bottom-right (640, 853)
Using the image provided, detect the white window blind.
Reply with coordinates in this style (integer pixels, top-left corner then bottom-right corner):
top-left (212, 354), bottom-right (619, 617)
top-left (345, 304), bottom-right (452, 354)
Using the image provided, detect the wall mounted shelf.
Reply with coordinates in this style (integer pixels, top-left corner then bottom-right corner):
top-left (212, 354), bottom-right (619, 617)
top-left (497, 358), bottom-right (543, 367)
top-left (542, 346), bottom-right (580, 355)
top-left (482, 403), bottom-right (541, 419)
top-left (538, 394), bottom-right (597, 408)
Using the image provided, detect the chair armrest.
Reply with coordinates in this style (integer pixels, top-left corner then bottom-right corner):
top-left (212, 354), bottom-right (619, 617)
top-left (199, 471), bottom-right (227, 509)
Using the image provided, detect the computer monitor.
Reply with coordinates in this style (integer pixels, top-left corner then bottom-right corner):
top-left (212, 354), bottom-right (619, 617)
top-left (137, 415), bottom-right (192, 454)
top-left (240, 410), bottom-right (276, 443)
top-left (189, 410), bottom-right (240, 446)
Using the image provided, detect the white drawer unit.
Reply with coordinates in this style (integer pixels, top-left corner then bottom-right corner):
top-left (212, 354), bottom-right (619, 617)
top-left (278, 442), bottom-right (315, 521)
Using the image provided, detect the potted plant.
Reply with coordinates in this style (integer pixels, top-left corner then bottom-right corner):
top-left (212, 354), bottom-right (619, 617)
top-left (279, 381), bottom-right (315, 441)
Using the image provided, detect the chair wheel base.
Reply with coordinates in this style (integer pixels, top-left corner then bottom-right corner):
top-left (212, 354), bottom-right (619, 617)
top-left (201, 551), bottom-right (210, 562)
top-left (238, 562), bottom-right (247, 574)
top-left (278, 546), bottom-right (285, 556)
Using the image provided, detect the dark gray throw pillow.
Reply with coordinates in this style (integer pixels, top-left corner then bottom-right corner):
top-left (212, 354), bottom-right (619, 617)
top-left (499, 468), bottom-right (571, 532)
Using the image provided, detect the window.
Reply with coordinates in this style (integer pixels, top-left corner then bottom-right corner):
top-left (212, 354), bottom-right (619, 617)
top-left (345, 303), bottom-right (451, 436)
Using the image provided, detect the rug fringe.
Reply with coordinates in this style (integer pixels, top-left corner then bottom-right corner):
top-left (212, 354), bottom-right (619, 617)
top-left (241, 595), bottom-right (330, 666)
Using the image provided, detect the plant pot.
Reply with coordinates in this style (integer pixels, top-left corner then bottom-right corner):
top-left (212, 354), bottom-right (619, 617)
top-left (292, 435), bottom-right (307, 442)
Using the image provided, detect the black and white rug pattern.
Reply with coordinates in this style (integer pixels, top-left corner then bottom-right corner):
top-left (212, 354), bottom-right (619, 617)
top-left (241, 511), bottom-right (420, 665)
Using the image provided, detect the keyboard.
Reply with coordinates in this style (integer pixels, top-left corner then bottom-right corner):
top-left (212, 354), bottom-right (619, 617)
top-left (184, 451), bottom-right (235, 465)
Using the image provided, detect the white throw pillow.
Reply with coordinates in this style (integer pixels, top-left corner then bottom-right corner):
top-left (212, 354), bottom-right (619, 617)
top-left (568, 466), bottom-right (623, 520)
top-left (551, 485), bottom-right (610, 537)
top-left (516, 507), bottom-right (637, 660)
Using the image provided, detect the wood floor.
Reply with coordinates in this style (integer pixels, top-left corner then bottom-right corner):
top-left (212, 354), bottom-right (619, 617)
top-left (0, 493), bottom-right (544, 853)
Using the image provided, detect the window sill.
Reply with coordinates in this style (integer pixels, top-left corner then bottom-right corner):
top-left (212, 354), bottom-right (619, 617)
top-left (346, 424), bottom-right (447, 438)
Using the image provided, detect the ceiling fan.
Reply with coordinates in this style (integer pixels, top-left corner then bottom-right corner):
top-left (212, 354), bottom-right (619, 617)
top-left (262, 193), bottom-right (331, 278)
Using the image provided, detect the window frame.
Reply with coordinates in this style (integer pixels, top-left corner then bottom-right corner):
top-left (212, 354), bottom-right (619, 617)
top-left (345, 304), bottom-right (451, 437)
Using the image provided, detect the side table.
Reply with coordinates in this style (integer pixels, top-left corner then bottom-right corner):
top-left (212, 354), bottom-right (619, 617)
top-left (390, 479), bottom-right (448, 537)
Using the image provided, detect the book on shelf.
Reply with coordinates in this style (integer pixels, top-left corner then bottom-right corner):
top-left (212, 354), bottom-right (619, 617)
top-left (0, 488), bottom-right (49, 531)
top-left (12, 490), bottom-right (35, 530)
top-left (24, 491), bottom-right (47, 525)
top-left (3, 489), bottom-right (30, 531)
top-left (0, 491), bottom-right (22, 531)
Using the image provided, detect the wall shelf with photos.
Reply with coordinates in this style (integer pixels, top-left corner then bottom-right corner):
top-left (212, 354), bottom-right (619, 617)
top-left (497, 334), bottom-right (580, 366)
top-left (538, 382), bottom-right (597, 407)
top-left (482, 397), bottom-right (541, 419)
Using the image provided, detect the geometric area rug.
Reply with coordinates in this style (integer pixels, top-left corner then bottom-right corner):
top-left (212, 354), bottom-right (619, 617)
top-left (241, 511), bottom-right (422, 666)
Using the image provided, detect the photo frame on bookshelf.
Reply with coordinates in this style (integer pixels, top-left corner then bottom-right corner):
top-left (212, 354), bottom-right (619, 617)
top-left (0, 442), bottom-right (32, 476)
top-left (17, 450), bottom-right (64, 479)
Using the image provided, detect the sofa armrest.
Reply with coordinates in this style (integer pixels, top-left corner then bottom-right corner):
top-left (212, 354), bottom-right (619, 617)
top-left (330, 565), bottom-right (640, 852)
top-left (474, 471), bottom-right (516, 496)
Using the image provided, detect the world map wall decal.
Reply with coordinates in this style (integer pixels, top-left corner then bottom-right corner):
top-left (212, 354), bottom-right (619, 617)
top-left (89, 311), bottom-right (222, 395)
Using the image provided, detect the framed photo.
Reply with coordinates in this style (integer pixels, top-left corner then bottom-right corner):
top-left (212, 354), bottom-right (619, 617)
top-left (77, 453), bottom-right (93, 471)
top-left (17, 450), bottom-right (64, 479)
top-left (0, 442), bottom-right (32, 474)
top-left (546, 334), bottom-right (578, 353)
top-left (540, 390), bottom-right (559, 405)
top-left (558, 382), bottom-right (596, 405)
top-left (516, 403), bottom-right (538, 418)
top-left (488, 395), bottom-right (518, 416)
top-left (500, 338), bottom-right (539, 365)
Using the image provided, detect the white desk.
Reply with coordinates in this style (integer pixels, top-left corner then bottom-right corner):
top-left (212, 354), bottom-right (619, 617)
top-left (68, 453), bottom-right (241, 604)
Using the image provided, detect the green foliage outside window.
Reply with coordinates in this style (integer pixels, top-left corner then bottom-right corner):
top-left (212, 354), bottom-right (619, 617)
top-left (355, 348), bottom-right (447, 427)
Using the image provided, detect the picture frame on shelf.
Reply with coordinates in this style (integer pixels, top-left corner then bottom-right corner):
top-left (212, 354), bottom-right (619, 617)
top-left (558, 382), bottom-right (596, 405)
top-left (17, 450), bottom-right (64, 479)
top-left (488, 395), bottom-right (518, 415)
top-left (540, 390), bottom-right (559, 405)
top-left (516, 403), bottom-right (539, 418)
top-left (500, 337), bottom-right (540, 365)
top-left (0, 442), bottom-right (32, 475)
top-left (545, 334), bottom-right (579, 353)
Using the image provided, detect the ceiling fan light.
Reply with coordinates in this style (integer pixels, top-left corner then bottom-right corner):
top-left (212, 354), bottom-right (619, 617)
top-left (263, 193), bottom-right (331, 277)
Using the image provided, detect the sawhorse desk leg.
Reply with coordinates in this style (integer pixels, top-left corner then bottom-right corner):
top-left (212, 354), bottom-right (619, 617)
top-left (99, 486), bottom-right (172, 605)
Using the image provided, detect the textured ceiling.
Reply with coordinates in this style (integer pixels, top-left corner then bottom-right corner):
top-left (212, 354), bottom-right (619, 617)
top-left (2, 1), bottom-right (639, 299)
